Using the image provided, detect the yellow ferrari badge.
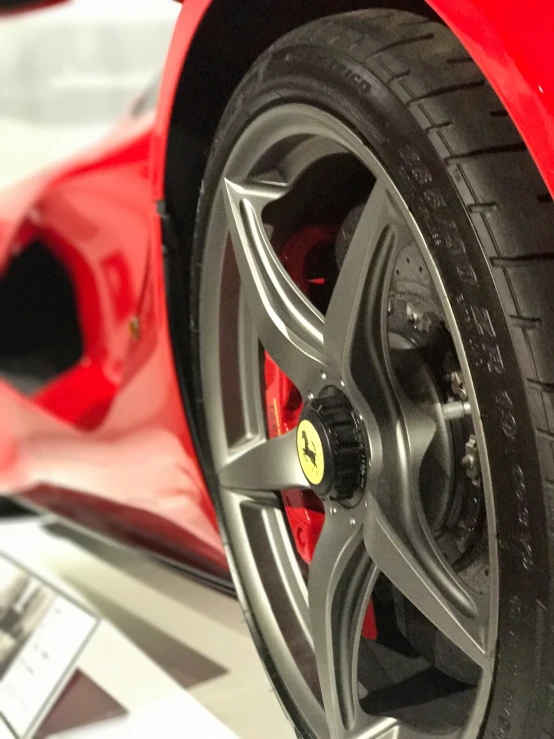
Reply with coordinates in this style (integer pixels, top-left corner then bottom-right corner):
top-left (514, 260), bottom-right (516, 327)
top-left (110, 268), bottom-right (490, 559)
top-left (297, 419), bottom-right (325, 485)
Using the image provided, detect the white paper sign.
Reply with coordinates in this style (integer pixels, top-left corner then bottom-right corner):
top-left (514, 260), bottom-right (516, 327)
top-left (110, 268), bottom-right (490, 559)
top-left (0, 561), bottom-right (97, 737)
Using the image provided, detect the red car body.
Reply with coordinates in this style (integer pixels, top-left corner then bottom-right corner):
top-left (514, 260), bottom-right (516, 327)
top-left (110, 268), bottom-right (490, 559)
top-left (1, 0), bottom-right (553, 586)
top-left (0, 104), bottom-right (227, 580)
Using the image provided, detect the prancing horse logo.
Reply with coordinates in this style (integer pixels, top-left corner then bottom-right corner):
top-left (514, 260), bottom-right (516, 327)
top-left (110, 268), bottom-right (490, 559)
top-left (301, 429), bottom-right (318, 472)
top-left (296, 419), bottom-right (325, 486)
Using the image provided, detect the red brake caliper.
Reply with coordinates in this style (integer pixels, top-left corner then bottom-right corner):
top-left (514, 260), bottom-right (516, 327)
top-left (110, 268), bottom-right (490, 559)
top-left (264, 226), bottom-right (377, 640)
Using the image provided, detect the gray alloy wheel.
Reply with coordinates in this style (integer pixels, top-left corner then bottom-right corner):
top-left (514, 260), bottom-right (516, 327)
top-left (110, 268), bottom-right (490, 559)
top-left (197, 102), bottom-right (498, 739)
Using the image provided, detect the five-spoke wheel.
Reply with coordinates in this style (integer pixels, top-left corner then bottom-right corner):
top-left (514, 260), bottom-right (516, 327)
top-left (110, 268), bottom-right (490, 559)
top-left (198, 100), bottom-right (497, 739)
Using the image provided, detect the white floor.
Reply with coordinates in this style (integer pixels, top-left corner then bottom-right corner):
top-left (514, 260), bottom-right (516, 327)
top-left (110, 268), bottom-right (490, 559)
top-left (0, 515), bottom-right (294, 739)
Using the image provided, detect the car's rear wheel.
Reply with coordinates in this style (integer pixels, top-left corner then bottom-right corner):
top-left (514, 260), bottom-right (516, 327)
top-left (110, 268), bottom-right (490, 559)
top-left (190, 10), bottom-right (554, 739)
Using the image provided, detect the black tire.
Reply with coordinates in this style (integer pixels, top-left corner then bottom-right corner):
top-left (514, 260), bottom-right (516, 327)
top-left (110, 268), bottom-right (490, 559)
top-left (190, 9), bottom-right (554, 739)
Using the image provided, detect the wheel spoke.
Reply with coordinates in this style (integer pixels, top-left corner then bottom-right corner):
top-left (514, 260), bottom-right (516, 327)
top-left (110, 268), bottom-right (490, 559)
top-left (218, 430), bottom-right (307, 491)
top-left (360, 322), bottom-right (491, 666)
top-left (363, 361), bottom-right (489, 667)
top-left (324, 178), bottom-right (411, 379)
top-left (223, 178), bottom-right (326, 392)
top-left (309, 510), bottom-right (378, 739)
top-left (365, 498), bottom-right (488, 668)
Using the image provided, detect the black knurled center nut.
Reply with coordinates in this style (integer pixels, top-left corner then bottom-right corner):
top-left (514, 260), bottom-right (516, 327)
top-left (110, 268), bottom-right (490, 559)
top-left (298, 388), bottom-right (368, 500)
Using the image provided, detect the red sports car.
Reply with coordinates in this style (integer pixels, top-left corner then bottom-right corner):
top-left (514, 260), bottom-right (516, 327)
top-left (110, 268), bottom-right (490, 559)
top-left (1, 1), bottom-right (553, 737)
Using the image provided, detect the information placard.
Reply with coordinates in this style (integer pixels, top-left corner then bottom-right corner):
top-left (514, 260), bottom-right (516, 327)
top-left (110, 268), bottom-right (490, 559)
top-left (0, 559), bottom-right (98, 737)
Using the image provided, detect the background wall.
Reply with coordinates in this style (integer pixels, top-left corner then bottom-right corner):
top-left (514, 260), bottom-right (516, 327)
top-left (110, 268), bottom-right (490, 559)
top-left (0, 0), bottom-right (180, 186)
